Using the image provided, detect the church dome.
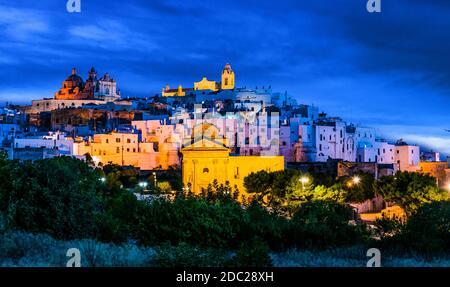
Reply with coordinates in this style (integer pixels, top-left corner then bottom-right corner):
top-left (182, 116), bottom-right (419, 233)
top-left (64, 68), bottom-right (84, 88)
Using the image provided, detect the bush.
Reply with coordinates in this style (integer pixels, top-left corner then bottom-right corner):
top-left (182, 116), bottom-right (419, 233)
top-left (0, 157), bottom-right (105, 240)
top-left (231, 237), bottom-right (273, 267)
top-left (403, 201), bottom-right (450, 254)
top-left (134, 196), bottom-right (247, 249)
top-left (290, 201), bottom-right (368, 248)
top-left (153, 242), bottom-right (231, 267)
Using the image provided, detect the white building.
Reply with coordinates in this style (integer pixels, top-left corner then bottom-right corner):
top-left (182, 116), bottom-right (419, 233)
top-left (0, 123), bottom-right (20, 146)
top-left (13, 132), bottom-right (75, 156)
top-left (96, 73), bottom-right (121, 101)
top-left (394, 139), bottom-right (420, 171)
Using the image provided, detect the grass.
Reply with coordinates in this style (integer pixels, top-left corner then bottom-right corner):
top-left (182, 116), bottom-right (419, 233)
top-left (1, 230), bottom-right (449, 267)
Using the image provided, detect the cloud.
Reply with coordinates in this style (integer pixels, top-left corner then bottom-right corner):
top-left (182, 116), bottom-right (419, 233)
top-left (0, 0), bottom-right (448, 156)
top-left (68, 19), bottom-right (157, 51)
top-left (0, 5), bottom-right (49, 40)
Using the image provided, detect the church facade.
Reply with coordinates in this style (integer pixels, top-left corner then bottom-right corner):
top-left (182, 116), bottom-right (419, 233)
top-left (181, 137), bottom-right (284, 198)
top-left (162, 63), bottom-right (235, 97)
top-left (55, 67), bottom-right (121, 101)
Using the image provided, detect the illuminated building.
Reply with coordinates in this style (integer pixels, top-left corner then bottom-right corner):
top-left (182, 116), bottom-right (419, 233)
top-left (20, 67), bottom-right (122, 115)
top-left (394, 139), bottom-right (420, 171)
top-left (181, 125), bottom-right (284, 196)
top-left (162, 63), bottom-right (235, 97)
top-left (419, 161), bottom-right (450, 189)
top-left (220, 63), bottom-right (235, 90)
top-left (54, 68), bottom-right (86, 100)
top-left (73, 131), bottom-right (159, 170)
top-left (194, 77), bottom-right (219, 91)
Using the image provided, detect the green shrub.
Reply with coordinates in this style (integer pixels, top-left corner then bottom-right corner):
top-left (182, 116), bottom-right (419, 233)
top-left (153, 242), bottom-right (231, 267)
top-left (135, 197), bottom-right (247, 249)
top-left (290, 201), bottom-right (368, 248)
top-left (403, 201), bottom-right (450, 254)
top-left (231, 237), bottom-right (273, 267)
top-left (0, 157), bottom-right (105, 240)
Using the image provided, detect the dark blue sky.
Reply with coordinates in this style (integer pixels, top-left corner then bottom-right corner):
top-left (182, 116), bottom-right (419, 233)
top-left (0, 0), bottom-right (449, 155)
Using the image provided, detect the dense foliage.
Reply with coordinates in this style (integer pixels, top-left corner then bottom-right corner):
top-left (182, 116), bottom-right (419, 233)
top-left (1, 154), bottom-right (448, 266)
top-left (0, 154), bottom-right (105, 240)
top-left (244, 170), bottom-right (376, 215)
top-left (374, 171), bottom-right (447, 215)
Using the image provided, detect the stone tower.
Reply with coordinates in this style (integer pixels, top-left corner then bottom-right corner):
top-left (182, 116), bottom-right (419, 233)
top-left (221, 63), bottom-right (235, 90)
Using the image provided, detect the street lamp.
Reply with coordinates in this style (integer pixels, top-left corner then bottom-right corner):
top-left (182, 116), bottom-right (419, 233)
top-left (299, 176), bottom-right (309, 190)
top-left (352, 176), bottom-right (361, 184)
top-left (138, 182), bottom-right (148, 189)
top-left (100, 177), bottom-right (106, 183)
top-left (152, 172), bottom-right (157, 187)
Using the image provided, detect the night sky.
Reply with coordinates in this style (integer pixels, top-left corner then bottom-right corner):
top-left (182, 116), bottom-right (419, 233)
top-left (0, 0), bottom-right (449, 156)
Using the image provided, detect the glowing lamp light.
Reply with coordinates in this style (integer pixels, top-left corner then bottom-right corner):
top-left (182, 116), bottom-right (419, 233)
top-left (300, 177), bottom-right (310, 184)
top-left (139, 182), bottom-right (148, 188)
top-left (92, 156), bottom-right (100, 166)
top-left (353, 176), bottom-right (361, 184)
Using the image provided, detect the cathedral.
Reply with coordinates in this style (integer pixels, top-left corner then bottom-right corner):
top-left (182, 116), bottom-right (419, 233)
top-left (162, 63), bottom-right (235, 97)
top-left (55, 67), bottom-right (121, 101)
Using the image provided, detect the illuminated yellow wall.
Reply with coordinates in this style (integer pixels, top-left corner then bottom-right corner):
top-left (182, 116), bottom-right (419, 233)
top-left (194, 77), bottom-right (218, 91)
top-left (221, 63), bottom-right (235, 90)
top-left (162, 85), bottom-right (186, 97)
top-left (181, 140), bottom-right (284, 197)
top-left (73, 132), bottom-right (162, 170)
top-left (162, 64), bottom-right (236, 97)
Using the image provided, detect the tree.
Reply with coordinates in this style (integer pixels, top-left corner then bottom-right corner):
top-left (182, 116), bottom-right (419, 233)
top-left (244, 170), bottom-right (305, 208)
top-left (156, 167), bottom-right (183, 192)
top-left (338, 173), bottom-right (376, 203)
top-left (0, 156), bottom-right (105, 240)
top-left (291, 201), bottom-right (367, 248)
top-left (374, 172), bottom-right (447, 216)
top-left (157, 181), bottom-right (173, 194)
top-left (404, 201), bottom-right (450, 253)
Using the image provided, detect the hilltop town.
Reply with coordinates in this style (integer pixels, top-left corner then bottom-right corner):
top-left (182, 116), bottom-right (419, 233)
top-left (1, 63), bottom-right (449, 215)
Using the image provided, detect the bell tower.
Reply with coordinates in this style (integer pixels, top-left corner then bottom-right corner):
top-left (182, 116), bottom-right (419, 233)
top-left (221, 63), bottom-right (235, 90)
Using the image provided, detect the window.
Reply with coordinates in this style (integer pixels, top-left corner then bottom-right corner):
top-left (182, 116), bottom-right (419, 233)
top-left (116, 147), bottom-right (120, 153)
top-left (203, 168), bottom-right (209, 173)
top-left (116, 138), bottom-right (121, 143)
top-left (319, 144), bottom-right (322, 151)
top-left (105, 139), bottom-right (109, 144)
top-left (127, 139), bottom-right (131, 144)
